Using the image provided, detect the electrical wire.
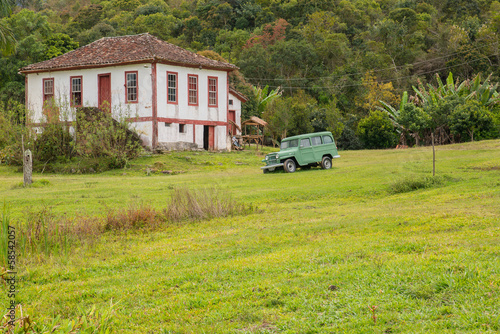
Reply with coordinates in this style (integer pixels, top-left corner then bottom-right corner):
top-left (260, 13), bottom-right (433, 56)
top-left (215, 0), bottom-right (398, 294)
top-left (247, 51), bottom-right (498, 90)
top-left (243, 40), bottom-right (500, 82)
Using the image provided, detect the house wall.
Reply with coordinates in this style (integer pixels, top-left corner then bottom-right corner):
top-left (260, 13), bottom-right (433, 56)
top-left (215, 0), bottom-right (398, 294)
top-left (25, 63), bottom-right (240, 150)
top-left (228, 92), bottom-right (242, 134)
top-left (156, 64), bottom-right (229, 150)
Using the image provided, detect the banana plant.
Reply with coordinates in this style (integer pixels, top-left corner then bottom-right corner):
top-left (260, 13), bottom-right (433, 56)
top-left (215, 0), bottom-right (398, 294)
top-left (252, 85), bottom-right (283, 114)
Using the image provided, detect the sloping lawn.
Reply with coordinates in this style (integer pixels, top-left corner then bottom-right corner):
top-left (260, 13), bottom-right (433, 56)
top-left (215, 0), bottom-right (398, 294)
top-left (1, 141), bottom-right (500, 333)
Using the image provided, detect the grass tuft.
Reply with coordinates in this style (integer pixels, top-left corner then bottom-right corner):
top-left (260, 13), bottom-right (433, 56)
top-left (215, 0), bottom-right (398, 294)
top-left (389, 175), bottom-right (448, 194)
top-left (166, 187), bottom-right (254, 222)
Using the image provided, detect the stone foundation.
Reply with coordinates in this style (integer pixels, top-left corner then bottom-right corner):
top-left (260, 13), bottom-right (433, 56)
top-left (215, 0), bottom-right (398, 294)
top-left (155, 141), bottom-right (201, 152)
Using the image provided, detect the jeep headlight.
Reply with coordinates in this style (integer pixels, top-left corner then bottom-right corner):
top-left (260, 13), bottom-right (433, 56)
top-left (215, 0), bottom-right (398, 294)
top-left (276, 154), bottom-right (279, 159)
top-left (265, 156), bottom-right (268, 160)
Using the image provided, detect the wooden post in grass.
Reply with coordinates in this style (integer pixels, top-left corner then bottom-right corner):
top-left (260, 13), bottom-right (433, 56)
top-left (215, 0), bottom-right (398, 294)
top-left (432, 132), bottom-right (435, 177)
top-left (23, 149), bottom-right (32, 187)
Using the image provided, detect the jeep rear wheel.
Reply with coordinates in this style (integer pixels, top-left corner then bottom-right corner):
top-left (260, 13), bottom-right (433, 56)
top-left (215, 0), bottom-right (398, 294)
top-left (321, 156), bottom-right (332, 170)
top-left (284, 159), bottom-right (296, 173)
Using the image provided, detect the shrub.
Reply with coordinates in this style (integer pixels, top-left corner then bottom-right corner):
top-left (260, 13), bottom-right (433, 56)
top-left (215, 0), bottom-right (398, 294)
top-left (357, 110), bottom-right (399, 149)
top-left (104, 203), bottom-right (162, 231)
top-left (34, 123), bottom-right (75, 164)
top-left (75, 107), bottom-right (143, 169)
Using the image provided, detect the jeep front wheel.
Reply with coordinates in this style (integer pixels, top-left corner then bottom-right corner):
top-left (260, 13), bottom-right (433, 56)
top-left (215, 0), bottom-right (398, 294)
top-left (284, 159), bottom-right (296, 173)
top-left (321, 156), bottom-right (332, 170)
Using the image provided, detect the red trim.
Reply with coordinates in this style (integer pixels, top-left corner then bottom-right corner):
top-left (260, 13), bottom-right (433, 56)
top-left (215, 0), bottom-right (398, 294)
top-left (152, 63), bottom-right (158, 148)
top-left (98, 73), bottom-right (111, 110)
top-left (42, 78), bottom-right (54, 102)
top-left (125, 71), bottom-right (138, 103)
top-left (20, 59), bottom-right (237, 74)
top-left (167, 71), bottom-right (178, 105)
top-left (208, 76), bottom-right (218, 107)
top-left (70, 75), bottom-right (83, 107)
top-left (25, 76), bottom-right (28, 121)
top-left (193, 124), bottom-right (196, 143)
top-left (188, 74), bottom-right (198, 106)
top-left (129, 116), bottom-right (227, 127)
top-left (226, 76), bottom-right (229, 129)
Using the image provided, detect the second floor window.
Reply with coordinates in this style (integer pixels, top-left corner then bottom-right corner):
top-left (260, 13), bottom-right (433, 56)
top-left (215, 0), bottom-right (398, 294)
top-left (43, 78), bottom-right (54, 102)
top-left (71, 76), bottom-right (82, 107)
top-left (126, 71), bottom-right (138, 103)
top-left (208, 77), bottom-right (217, 107)
top-left (167, 72), bottom-right (177, 104)
top-left (188, 75), bottom-right (198, 105)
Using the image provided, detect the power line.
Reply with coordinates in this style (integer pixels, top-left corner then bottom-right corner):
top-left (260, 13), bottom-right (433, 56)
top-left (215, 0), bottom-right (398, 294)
top-left (243, 40), bottom-right (499, 82)
top-left (251, 51), bottom-right (498, 90)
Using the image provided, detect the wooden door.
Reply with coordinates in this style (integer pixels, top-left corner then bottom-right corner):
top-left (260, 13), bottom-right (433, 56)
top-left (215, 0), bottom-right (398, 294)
top-left (228, 110), bottom-right (236, 135)
top-left (208, 126), bottom-right (215, 150)
top-left (98, 74), bottom-right (111, 111)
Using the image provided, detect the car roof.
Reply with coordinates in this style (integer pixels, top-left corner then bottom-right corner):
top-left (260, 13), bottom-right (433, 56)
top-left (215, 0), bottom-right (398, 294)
top-left (282, 131), bottom-right (333, 141)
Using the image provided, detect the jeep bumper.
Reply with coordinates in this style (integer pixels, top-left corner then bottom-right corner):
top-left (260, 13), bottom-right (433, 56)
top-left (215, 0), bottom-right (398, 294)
top-left (261, 163), bottom-right (284, 170)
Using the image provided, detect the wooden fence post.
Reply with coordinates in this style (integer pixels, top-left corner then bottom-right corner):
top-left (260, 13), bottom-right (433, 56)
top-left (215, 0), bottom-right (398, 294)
top-left (23, 149), bottom-right (32, 186)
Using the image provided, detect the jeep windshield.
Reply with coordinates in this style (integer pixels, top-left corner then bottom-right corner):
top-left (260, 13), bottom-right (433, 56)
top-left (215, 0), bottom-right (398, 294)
top-left (280, 139), bottom-right (299, 150)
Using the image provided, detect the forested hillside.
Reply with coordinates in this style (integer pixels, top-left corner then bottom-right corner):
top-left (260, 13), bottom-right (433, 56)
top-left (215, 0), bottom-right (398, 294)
top-left (2, 0), bottom-right (500, 149)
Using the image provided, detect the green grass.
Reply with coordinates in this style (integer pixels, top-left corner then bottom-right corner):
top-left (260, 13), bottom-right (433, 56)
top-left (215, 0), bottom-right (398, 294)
top-left (1, 141), bottom-right (500, 333)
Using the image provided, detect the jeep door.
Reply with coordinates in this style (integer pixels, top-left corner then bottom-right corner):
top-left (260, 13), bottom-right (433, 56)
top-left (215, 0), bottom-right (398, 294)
top-left (310, 135), bottom-right (325, 161)
top-left (299, 138), bottom-right (314, 165)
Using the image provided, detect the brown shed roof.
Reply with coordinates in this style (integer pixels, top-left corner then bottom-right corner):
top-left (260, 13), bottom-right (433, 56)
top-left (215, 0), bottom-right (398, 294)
top-left (242, 116), bottom-right (268, 127)
top-left (20, 33), bottom-right (238, 73)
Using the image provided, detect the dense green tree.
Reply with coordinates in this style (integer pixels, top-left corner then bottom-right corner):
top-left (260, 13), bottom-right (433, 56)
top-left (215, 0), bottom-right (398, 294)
top-left (397, 103), bottom-right (431, 146)
top-left (44, 33), bottom-right (78, 59)
top-left (357, 110), bottom-right (398, 149)
top-left (449, 100), bottom-right (494, 141)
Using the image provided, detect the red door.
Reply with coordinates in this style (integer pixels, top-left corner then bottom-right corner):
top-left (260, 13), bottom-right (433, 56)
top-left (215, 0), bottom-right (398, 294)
top-left (208, 126), bottom-right (215, 150)
top-left (98, 74), bottom-right (111, 111)
top-left (228, 110), bottom-right (236, 135)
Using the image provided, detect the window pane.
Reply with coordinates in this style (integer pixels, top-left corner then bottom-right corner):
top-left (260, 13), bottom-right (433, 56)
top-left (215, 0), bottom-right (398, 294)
top-left (168, 73), bottom-right (176, 102)
top-left (44, 80), bottom-right (54, 94)
top-left (311, 136), bottom-right (322, 146)
top-left (126, 73), bottom-right (137, 102)
top-left (208, 78), bottom-right (217, 106)
top-left (72, 78), bottom-right (81, 92)
top-left (323, 135), bottom-right (333, 144)
top-left (301, 138), bottom-right (311, 147)
top-left (188, 75), bottom-right (197, 104)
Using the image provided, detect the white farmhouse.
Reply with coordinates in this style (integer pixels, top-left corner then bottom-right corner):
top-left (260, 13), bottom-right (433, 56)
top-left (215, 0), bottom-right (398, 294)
top-left (19, 33), bottom-right (247, 150)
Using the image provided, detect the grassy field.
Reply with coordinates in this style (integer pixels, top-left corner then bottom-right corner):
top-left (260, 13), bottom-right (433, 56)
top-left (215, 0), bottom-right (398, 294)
top-left (1, 141), bottom-right (500, 333)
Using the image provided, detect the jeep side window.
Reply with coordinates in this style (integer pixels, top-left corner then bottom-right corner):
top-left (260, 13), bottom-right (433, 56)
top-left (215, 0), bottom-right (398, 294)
top-left (301, 138), bottom-right (311, 147)
top-left (322, 135), bottom-right (333, 144)
top-left (311, 136), bottom-right (322, 146)
top-left (281, 139), bottom-right (299, 149)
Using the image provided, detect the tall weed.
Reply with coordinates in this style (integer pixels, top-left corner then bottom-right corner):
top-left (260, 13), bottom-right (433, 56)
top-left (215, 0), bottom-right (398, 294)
top-left (13, 188), bottom-right (255, 260)
top-left (0, 203), bottom-right (9, 268)
top-left (166, 187), bottom-right (254, 222)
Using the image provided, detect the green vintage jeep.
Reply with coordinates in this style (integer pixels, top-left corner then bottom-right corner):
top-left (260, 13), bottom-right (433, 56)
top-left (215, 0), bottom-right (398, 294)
top-left (262, 131), bottom-right (340, 173)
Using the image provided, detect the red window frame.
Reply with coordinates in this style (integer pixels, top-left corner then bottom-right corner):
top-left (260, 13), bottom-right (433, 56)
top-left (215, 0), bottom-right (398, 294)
top-left (188, 74), bottom-right (198, 106)
top-left (43, 78), bottom-right (54, 102)
top-left (70, 76), bottom-right (82, 107)
top-left (167, 71), bottom-right (178, 104)
top-left (125, 71), bottom-right (138, 103)
top-left (208, 76), bottom-right (218, 107)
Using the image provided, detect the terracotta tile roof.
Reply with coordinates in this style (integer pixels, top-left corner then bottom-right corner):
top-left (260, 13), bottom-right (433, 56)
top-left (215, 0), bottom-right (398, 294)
top-left (229, 87), bottom-right (249, 102)
top-left (20, 33), bottom-right (238, 73)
